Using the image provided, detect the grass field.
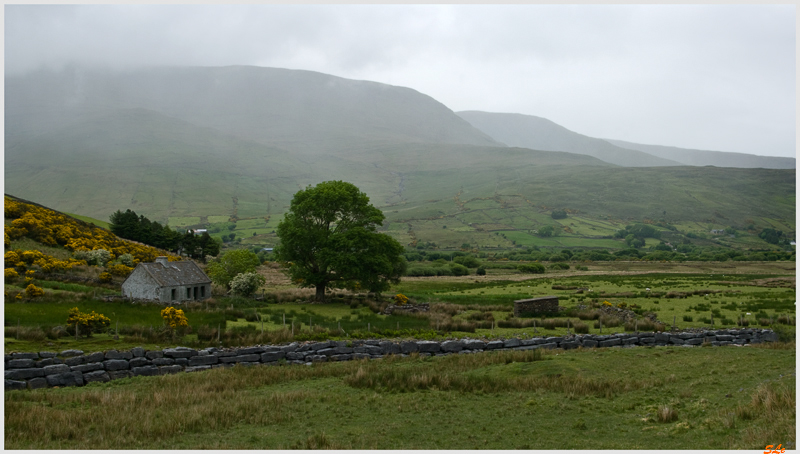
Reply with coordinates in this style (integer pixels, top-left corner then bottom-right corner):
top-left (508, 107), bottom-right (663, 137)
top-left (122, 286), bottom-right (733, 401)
top-left (4, 344), bottom-right (795, 449)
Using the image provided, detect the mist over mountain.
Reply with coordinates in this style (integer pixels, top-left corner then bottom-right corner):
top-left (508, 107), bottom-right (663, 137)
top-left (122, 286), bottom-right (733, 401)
top-left (457, 111), bottom-right (795, 170)
top-left (604, 139), bottom-right (795, 169)
top-left (4, 65), bottom-right (794, 247)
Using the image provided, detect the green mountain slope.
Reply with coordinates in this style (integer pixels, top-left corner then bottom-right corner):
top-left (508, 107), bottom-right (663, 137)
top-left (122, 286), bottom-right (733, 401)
top-left (604, 139), bottom-right (796, 169)
top-left (456, 110), bottom-right (680, 167)
top-left (4, 66), bottom-right (794, 251)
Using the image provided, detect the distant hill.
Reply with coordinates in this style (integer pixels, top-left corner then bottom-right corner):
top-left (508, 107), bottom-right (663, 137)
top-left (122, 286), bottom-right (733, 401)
top-left (456, 111), bottom-right (680, 167)
top-left (604, 139), bottom-right (796, 169)
top-left (6, 66), bottom-right (500, 157)
top-left (4, 65), bottom-right (794, 251)
top-left (457, 110), bottom-right (795, 170)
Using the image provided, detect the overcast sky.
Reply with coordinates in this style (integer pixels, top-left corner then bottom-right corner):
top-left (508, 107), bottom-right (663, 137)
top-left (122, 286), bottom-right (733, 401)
top-left (4, 4), bottom-right (796, 157)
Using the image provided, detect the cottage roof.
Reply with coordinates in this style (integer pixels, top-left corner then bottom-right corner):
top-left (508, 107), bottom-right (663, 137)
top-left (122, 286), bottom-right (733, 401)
top-left (136, 260), bottom-right (211, 287)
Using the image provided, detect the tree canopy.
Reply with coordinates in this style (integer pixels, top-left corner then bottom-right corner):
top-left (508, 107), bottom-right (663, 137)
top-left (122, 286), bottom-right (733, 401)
top-left (205, 249), bottom-right (261, 290)
top-left (275, 181), bottom-right (406, 302)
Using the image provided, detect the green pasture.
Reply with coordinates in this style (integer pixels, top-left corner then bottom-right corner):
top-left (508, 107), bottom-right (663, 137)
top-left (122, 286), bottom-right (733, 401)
top-left (5, 344), bottom-right (795, 449)
top-left (64, 212), bottom-right (110, 230)
top-left (167, 216), bottom-right (201, 227)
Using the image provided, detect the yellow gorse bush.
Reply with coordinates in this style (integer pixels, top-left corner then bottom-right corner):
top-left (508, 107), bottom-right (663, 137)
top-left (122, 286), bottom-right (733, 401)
top-left (161, 307), bottom-right (189, 330)
top-left (24, 283), bottom-right (45, 298)
top-left (66, 307), bottom-right (111, 336)
top-left (394, 293), bottom-right (410, 305)
top-left (4, 268), bottom-right (19, 280)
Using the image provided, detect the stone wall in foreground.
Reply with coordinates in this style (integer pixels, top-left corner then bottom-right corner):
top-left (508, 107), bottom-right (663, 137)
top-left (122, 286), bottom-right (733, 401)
top-left (4, 328), bottom-right (779, 391)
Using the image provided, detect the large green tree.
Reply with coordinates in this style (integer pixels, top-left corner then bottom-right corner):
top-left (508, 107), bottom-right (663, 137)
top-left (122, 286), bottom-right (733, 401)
top-left (275, 181), bottom-right (406, 302)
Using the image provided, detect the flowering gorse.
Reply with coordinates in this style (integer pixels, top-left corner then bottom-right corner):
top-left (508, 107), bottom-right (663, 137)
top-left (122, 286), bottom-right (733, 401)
top-left (66, 307), bottom-right (111, 336)
top-left (161, 307), bottom-right (189, 330)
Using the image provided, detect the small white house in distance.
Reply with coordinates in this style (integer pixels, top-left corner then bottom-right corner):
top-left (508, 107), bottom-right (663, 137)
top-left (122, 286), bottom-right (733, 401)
top-left (187, 229), bottom-right (208, 235)
top-left (121, 256), bottom-right (212, 303)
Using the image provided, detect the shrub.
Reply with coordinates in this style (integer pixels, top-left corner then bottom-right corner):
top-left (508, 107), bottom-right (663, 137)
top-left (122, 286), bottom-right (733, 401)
top-left (449, 263), bottom-right (470, 276)
top-left (108, 263), bottom-right (134, 277)
top-left (517, 263), bottom-right (545, 274)
top-left (66, 307), bottom-right (110, 336)
top-left (573, 321), bottom-right (589, 334)
top-left (393, 294), bottom-right (409, 306)
top-left (550, 262), bottom-right (570, 270)
top-left (24, 283), bottom-right (45, 298)
top-left (476, 266), bottom-right (486, 276)
top-left (4, 268), bottom-right (18, 282)
top-left (453, 255), bottom-right (480, 268)
top-left (683, 315), bottom-right (693, 322)
top-left (117, 253), bottom-right (136, 267)
top-left (161, 306), bottom-right (189, 331)
top-left (98, 272), bottom-right (113, 283)
top-left (656, 405), bottom-right (678, 423)
top-left (228, 272), bottom-right (266, 297)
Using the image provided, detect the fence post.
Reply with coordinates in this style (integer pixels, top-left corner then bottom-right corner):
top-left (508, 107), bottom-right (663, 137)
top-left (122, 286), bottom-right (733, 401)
top-left (217, 324), bottom-right (220, 343)
top-left (368, 322), bottom-right (371, 332)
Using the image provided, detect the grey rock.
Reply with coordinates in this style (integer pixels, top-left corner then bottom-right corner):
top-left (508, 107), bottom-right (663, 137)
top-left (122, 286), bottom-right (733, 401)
top-left (638, 332), bottom-right (655, 337)
top-left (174, 358), bottom-right (189, 367)
top-left (129, 357), bottom-right (150, 368)
top-left (163, 347), bottom-right (198, 358)
top-left (464, 340), bottom-right (486, 350)
top-left (685, 338), bottom-right (704, 345)
top-left (669, 338), bottom-right (686, 345)
top-left (379, 342), bottom-right (401, 355)
top-left (486, 340), bottom-right (505, 350)
top-left (38, 351), bottom-right (57, 359)
top-left (104, 359), bottom-right (130, 371)
top-left (310, 341), bottom-right (333, 351)
top-left (7, 359), bottom-right (36, 369)
top-left (677, 333), bottom-right (696, 340)
top-left (152, 357), bottom-right (175, 366)
top-left (582, 339), bottom-right (599, 348)
top-left (640, 337), bottom-right (655, 344)
top-left (308, 355), bottom-right (327, 363)
top-left (334, 346), bottom-right (354, 355)
top-left (108, 370), bottom-right (132, 380)
top-left (83, 371), bottom-right (111, 384)
top-left (234, 354), bottom-right (262, 363)
top-left (398, 342), bottom-right (418, 354)
top-left (353, 353), bottom-right (371, 360)
top-left (215, 350), bottom-right (237, 357)
top-left (331, 354), bottom-right (353, 361)
top-left (655, 333), bottom-right (670, 343)
top-left (280, 343), bottom-right (299, 353)
top-left (440, 341), bottom-right (464, 353)
top-left (64, 356), bottom-right (87, 367)
top-left (86, 352), bottom-right (106, 363)
top-left (105, 350), bottom-right (133, 360)
top-left (261, 351), bottom-right (286, 362)
top-left (561, 341), bottom-right (580, 350)
top-left (622, 337), bottom-right (639, 345)
top-left (546, 337), bottom-right (564, 343)
top-left (70, 362), bottom-right (104, 373)
top-left (187, 356), bottom-right (218, 367)
top-left (503, 338), bottom-right (522, 348)
top-left (43, 364), bottom-right (72, 375)
top-left (418, 341), bottom-right (442, 353)
top-left (36, 358), bottom-right (63, 367)
top-left (12, 352), bottom-right (39, 360)
top-left (716, 334), bottom-right (735, 342)
top-left (285, 352), bottom-right (305, 361)
top-left (27, 377), bottom-right (48, 389)
top-left (5, 368), bottom-right (46, 380)
top-left (132, 366), bottom-right (160, 377)
top-left (599, 338), bottom-right (622, 348)
top-left (521, 339), bottom-right (537, 346)
top-left (131, 347), bottom-right (145, 357)
top-left (185, 366), bottom-right (211, 373)
top-left (159, 365), bottom-right (183, 375)
top-left (46, 371), bottom-right (84, 387)
top-left (238, 346), bottom-right (267, 355)
top-left (5, 379), bottom-right (27, 391)
top-left (145, 351), bottom-right (164, 360)
top-left (538, 343), bottom-right (558, 350)
top-left (59, 349), bottom-right (84, 358)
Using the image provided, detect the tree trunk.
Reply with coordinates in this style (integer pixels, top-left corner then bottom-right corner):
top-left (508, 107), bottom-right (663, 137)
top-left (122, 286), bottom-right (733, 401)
top-left (315, 284), bottom-right (326, 302)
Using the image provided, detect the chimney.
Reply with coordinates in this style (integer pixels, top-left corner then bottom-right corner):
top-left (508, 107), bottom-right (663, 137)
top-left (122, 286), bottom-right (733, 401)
top-left (155, 256), bottom-right (168, 265)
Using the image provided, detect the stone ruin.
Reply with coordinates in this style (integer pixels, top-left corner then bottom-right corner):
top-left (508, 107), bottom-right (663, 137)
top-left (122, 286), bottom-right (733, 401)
top-left (513, 296), bottom-right (560, 317)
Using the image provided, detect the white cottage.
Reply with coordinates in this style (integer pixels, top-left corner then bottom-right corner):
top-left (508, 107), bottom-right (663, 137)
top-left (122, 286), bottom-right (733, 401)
top-left (121, 257), bottom-right (212, 303)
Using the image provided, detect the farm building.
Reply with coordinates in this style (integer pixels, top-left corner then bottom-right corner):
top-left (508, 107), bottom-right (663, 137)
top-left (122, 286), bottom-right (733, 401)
top-left (121, 256), bottom-right (212, 303)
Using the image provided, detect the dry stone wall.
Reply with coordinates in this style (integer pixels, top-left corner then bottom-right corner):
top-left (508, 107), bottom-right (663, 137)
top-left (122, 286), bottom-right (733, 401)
top-left (4, 328), bottom-right (779, 391)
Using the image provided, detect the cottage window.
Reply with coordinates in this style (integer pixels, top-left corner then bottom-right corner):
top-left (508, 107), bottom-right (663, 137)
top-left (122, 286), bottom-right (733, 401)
top-left (186, 288), bottom-right (191, 299)
top-left (171, 289), bottom-right (176, 301)
top-left (193, 287), bottom-right (199, 299)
